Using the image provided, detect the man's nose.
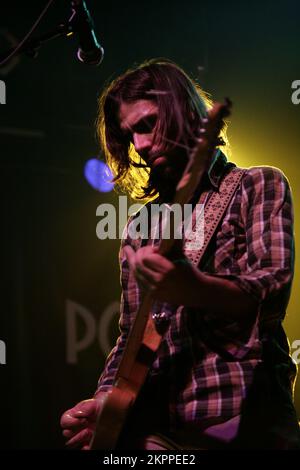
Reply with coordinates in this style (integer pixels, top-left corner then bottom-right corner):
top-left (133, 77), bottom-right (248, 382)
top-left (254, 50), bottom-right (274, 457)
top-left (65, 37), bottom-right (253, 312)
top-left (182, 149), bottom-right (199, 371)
top-left (133, 133), bottom-right (151, 157)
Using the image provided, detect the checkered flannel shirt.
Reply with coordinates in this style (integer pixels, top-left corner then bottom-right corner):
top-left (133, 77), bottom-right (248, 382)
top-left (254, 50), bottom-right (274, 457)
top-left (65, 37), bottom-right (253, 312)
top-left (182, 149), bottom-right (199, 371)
top-left (96, 151), bottom-right (295, 431)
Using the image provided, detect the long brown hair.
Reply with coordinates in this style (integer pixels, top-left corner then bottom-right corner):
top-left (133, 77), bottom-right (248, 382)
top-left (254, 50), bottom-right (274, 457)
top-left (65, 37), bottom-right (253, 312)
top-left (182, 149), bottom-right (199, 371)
top-left (96, 58), bottom-right (229, 200)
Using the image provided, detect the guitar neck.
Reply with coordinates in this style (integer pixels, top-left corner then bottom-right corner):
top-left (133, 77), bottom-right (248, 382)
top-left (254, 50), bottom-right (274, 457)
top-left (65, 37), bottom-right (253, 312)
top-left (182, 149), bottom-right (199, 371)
top-left (113, 100), bottom-right (231, 388)
top-left (115, 290), bottom-right (154, 382)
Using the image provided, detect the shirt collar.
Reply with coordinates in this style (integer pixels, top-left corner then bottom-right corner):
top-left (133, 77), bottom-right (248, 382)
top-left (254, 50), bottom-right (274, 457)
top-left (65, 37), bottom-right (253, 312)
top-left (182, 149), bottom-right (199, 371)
top-left (207, 149), bottom-right (231, 189)
top-left (155, 148), bottom-right (232, 205)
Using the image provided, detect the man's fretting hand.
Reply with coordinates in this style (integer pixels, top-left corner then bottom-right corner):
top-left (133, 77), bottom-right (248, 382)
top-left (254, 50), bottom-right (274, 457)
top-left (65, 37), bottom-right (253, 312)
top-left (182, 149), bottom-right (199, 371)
top-left (123, 245), bottom-right (198, 305)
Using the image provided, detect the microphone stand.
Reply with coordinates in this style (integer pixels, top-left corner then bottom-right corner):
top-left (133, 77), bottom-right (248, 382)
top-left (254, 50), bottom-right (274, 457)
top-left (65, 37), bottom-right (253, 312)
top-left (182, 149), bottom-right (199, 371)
top-left (0, 7), bottom-right (78, 63)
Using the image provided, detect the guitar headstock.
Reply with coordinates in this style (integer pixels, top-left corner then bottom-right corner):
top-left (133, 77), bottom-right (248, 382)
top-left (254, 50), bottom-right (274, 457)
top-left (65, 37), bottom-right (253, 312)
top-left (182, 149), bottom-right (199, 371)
top-left (192, 98), bottom-right (232, 163)
top-left (175, 98), bottom-right (232, 193)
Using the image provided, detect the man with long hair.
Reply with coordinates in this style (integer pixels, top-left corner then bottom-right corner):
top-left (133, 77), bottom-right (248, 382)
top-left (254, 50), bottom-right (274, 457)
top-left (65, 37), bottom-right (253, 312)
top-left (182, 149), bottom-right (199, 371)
top-left (60, 59), bottom-right (300, 449)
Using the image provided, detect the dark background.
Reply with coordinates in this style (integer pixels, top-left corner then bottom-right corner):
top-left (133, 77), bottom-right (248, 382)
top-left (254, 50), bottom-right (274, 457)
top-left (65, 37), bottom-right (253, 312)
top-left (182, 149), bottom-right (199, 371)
top-left (0, 0), bottom-right (299, 449)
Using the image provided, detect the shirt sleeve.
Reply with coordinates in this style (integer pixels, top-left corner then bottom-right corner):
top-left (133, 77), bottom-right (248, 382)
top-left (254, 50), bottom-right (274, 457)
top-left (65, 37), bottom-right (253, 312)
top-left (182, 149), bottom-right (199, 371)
top-left (95, 226), bottom-right (133, 393)
top-left (213, 166), bottom-right (295, 324)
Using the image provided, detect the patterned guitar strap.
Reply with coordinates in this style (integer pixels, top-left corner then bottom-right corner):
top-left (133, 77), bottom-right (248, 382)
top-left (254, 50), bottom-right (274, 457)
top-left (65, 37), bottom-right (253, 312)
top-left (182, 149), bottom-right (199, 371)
top-left (183, 165), bottom-right (246, 266)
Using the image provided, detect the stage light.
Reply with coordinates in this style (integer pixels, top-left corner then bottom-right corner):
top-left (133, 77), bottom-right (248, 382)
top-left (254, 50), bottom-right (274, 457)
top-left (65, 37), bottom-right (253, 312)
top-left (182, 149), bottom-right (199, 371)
top-left (84, 158), bottom-right (114, 192)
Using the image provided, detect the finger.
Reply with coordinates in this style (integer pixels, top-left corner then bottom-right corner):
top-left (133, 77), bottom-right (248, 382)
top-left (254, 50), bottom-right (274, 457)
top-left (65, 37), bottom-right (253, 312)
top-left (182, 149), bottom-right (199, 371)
top-left (62, 419), bottom-right (88, 439)
top-left (142, 253), bottom-right (174, 272)
top-left (133, 246), bottom-right (172, 273)
top-left (61, 400), bottom-right (98, 429)
top-left (63, 429), bottom-right (77, 439)
top-left (136, 264), bottom-right (162, 286)
top-left (60, 412), bottom-right (83, 429)
top-left (65, 428), bottom-right (94, 449)
top-left (73, 399), bottom-right (99, 419)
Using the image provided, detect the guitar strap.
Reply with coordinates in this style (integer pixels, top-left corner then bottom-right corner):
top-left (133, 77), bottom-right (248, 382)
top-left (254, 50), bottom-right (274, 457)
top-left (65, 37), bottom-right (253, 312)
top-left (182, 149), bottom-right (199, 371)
top-left (183, 165), bottom-right (246, 266)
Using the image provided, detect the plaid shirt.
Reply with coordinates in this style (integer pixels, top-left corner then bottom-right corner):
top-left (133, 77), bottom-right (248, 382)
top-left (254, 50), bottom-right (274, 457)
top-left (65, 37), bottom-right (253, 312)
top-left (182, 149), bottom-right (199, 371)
top-left (97, 151), bottom-right (296, 435)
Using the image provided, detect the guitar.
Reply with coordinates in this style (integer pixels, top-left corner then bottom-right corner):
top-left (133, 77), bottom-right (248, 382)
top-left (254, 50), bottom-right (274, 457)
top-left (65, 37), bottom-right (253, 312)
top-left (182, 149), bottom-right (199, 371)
top-left (90, 99), bottom-right (232, 450)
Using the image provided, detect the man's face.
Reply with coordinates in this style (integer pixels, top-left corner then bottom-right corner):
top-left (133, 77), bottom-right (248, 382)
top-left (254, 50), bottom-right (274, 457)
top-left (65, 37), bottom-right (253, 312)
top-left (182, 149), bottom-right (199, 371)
top-left (119, 99), bottom-right (190, 196)
top-left (119, 99), bottom-right (167, 169)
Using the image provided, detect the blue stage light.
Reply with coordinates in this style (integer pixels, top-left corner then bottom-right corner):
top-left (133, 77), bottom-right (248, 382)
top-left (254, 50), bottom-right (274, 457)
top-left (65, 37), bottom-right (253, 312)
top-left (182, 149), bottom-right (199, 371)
top-left (84, 158), bottom-right (114, 192)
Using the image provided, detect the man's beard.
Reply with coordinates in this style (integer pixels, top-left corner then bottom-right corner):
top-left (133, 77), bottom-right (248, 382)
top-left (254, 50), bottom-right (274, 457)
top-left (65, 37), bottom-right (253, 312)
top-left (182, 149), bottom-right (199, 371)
top-left (148, 148), bottom-right (189, 202)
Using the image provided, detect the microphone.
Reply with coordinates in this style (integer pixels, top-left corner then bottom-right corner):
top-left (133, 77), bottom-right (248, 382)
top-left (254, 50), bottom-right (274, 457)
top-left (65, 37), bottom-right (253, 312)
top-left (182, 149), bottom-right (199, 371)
top-left (70, 0), bottom-right (104, 66)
